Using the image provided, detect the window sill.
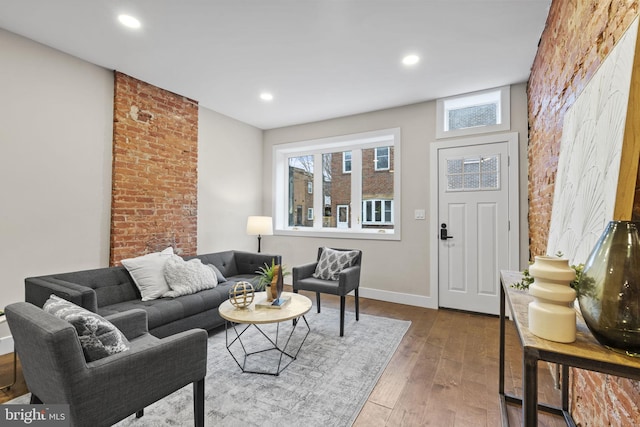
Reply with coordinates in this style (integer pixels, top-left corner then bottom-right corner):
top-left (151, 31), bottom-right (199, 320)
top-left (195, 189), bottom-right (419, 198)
top-left (275, 228), bottom-right (400, 241)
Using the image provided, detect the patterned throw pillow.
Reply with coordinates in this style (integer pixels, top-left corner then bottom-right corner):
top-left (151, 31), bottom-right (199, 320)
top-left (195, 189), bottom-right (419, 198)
top-left (43, 294), bottom-right (130, 362)
top-left (313, 247), bottom-right (359, 281)
top-left (163, 255), bottom-right (218, 298)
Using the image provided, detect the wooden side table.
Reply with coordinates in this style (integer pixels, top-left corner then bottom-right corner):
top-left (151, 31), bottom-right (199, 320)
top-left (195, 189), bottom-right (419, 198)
top-left (499, 270), bottom-right (640, 427)
top-left (0, 316), bottom-right (17, 391)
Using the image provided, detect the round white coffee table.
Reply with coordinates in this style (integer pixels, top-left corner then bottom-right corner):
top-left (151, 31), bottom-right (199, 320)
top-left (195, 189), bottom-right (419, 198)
top-left (219, 291), bottom-right (312, 376)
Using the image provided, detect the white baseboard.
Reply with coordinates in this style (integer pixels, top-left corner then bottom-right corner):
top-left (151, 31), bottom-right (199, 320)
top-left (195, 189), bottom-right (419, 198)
top-left (358, 286), bottom-right (438, 309)
top-left (0, 335), bottom-right (14, 356)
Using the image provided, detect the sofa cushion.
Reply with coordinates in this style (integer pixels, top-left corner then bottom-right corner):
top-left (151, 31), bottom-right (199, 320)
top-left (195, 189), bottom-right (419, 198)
top-left (97, 284), bottom-right (233, 331)
top-left (43, 294), bottom-right (130, 362)
top-left (121, 247), bottom-right (174, 301)
top-left (163, 255), bottom-right (217, 298)
top-left (313, 247), bottom-right (359, 281)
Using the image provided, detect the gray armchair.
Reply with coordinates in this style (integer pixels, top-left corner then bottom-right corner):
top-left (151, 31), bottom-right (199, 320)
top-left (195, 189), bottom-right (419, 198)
top-left (292, 247), bottom-right (362, 336)
top-left (5, 302), bottom-right (207, 427)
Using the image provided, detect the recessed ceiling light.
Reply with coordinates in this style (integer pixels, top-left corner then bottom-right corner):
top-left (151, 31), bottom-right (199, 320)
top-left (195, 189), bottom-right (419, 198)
top-left (402, 54), bottom-right (420, 66)
top-left (118, 14), bottom-right (141, 29)
top-left (260, 92), bottom-right (274, 102)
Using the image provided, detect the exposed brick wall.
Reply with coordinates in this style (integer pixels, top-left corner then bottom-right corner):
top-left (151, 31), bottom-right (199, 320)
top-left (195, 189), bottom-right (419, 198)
top-left (528, 1), bottom-right (638, 425)
top-left (528, 0), bottom-right (638, 257)
top-left (362, 147), bottom-right (394, 200)
top-left (329, 151), bottom-right (353, 228)
top-left (110, 72), bottom-right (198, 265)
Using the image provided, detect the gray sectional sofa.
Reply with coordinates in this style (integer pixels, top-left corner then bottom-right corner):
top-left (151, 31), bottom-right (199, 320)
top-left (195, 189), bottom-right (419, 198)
top-left (24, 250), bottom-right (281, 338)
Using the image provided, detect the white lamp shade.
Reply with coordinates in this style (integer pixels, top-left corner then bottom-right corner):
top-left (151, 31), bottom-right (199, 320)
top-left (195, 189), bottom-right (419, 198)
top-left (246, 216), bottom-right (273, 236)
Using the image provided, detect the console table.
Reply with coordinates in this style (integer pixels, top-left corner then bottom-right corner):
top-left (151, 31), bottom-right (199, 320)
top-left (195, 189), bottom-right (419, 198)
top-left (499, 270), bottom-right (640, 427)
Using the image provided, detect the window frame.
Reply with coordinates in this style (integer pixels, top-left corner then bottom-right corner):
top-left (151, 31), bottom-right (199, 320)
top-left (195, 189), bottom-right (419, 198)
top-left (307, 181), bottom-right (313, 194)
top-left (436, 85), bottom-right (510, 139)
top-left (374, 147), bottom-right (390, 171)
top-left (272, 128), bottom-right (401, 240)
top-left (362, 199), bottom-right (394, 225)
top-left (343, 151), bottom-right (352, 174)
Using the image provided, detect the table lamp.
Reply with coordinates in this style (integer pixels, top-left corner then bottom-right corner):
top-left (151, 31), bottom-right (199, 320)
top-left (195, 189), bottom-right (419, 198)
top-left (246, 216), bottom-right (273, 253)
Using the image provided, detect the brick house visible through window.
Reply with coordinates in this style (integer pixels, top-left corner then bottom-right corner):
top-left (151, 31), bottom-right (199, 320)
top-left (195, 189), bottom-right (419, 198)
top-left (274, 128), bottom-right (400, 239)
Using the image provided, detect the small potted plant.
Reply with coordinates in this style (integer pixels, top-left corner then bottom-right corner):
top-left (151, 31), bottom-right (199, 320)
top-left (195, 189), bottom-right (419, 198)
top-left (254, 260), bottom-right (290, 300)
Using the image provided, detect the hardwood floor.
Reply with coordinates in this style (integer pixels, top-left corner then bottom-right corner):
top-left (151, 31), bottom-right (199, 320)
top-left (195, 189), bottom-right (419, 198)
top-left (0, 291), bottom-right (565, 426)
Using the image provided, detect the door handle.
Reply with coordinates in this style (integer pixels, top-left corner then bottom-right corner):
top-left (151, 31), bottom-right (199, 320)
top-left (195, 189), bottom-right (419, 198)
top-left (440, 223), bottom-right (453, 240)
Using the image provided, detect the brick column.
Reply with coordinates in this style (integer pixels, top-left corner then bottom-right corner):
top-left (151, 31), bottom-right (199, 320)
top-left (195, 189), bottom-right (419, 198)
top-left (110, 72), bottom-right (198, 265)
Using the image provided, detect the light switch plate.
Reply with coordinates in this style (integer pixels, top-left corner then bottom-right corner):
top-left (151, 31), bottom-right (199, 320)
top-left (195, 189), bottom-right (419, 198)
top-left (414, 209), bottom-right (426, 220)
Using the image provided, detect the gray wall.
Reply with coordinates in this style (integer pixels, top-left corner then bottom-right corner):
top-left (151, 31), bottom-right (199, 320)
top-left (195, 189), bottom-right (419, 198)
top-left (0, 28), bottom-right (114, 312)
top-left (197, 106), bottom-right (264, 253)
top-left (263, 84), bottom-right (529, 307)
top-left (0, 29), bottom-right (263, 351)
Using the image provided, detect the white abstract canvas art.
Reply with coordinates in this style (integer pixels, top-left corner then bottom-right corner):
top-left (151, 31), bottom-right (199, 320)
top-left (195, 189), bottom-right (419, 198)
top-left (547, 17), bottom-right (638, 265)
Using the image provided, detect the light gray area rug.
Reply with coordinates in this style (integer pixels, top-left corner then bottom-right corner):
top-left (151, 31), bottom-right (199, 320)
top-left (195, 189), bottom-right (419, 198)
top-left (6, 308), bottom-right (410, 426)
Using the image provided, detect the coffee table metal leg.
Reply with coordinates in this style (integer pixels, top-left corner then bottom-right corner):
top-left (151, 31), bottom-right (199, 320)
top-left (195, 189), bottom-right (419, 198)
top-left (225, 316), bottom-right (310, 376)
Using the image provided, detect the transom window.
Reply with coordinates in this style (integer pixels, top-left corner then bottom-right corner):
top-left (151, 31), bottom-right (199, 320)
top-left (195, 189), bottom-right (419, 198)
top-left (273, 128), bottom-right (401, 240)
top-left (436, 86), bottom-right (510, 139)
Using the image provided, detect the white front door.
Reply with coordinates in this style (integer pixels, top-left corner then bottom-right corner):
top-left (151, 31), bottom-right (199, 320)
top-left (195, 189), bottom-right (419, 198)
top-left (337, 205), bottom-right (349, 228)
top-left (436, 134), bottom-right (517, 315)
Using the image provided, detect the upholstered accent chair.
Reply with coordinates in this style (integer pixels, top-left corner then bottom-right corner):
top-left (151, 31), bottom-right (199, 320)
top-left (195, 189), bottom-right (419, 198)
top-left (292, 247), bottom-right (362, 336)
top-left (5, 302), bottom-right (208, 427)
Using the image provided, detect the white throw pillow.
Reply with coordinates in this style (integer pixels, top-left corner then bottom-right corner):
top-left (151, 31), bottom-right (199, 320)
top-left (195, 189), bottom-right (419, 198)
top-left (121, 247), bottom-right (174, 301)
top-left (163, 255), bottom-right (217, 298)
top-left (313, 247), bottom-right (359, 281)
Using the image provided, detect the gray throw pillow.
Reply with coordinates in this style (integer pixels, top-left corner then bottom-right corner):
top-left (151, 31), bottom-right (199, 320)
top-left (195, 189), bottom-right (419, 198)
top-left (313, 247), bottom-right (359, 281)
top-left (43, 294), bottom-right (130, 362)
top-left (207, 263), bottom-right (227, 283)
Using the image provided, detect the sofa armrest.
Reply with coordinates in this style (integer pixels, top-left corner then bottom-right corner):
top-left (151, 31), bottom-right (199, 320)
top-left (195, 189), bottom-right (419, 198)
top-left (293, 262), bottom-right (318, 283)
top-left (25, 277), bottom-right (98, 312)
top-left (74, 328), bottom-right (208, 424)
top-left (338, 265), bottom-right (361, 294)
top-left (85, 328), bottom-right (208, 392)
top-left (234, 251), bottom-right (282, 275)
top-left (105, 309), bottom-right (148, 340)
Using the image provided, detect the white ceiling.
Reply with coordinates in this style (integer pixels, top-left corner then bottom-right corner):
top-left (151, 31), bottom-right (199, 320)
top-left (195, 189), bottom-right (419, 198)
top-left (0, 0), bottom-right (551, 130)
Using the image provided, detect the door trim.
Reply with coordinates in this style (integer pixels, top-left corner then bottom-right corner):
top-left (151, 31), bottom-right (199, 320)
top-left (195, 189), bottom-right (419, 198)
top-left (428, 132), bottom-right (520, 309)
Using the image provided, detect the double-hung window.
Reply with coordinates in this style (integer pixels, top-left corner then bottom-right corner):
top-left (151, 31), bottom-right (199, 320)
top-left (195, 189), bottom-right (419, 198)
top-left (375, 147), bottom-right (390, 171)
top-left (343, 151), bottom-right (352, 173)
top-left (273, 128), bottom-right (401, 240)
